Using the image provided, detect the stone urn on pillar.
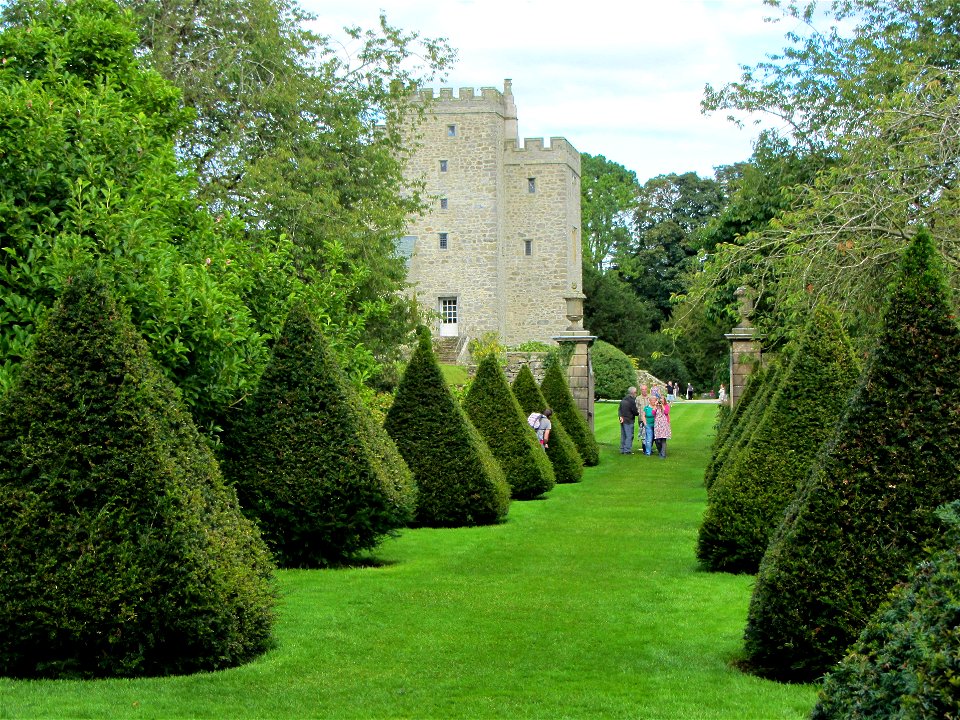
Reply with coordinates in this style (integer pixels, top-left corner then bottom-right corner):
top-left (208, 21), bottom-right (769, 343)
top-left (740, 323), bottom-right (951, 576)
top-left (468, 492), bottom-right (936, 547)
top-left (555, 293), bottom-right (596, 430)
top-left (724, 286), bottom-right (762, 408)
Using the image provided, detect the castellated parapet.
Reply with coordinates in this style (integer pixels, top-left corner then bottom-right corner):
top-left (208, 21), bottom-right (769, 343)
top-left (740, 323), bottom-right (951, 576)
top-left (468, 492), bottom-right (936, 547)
top-left (399, 79), bottom-right (583, 349)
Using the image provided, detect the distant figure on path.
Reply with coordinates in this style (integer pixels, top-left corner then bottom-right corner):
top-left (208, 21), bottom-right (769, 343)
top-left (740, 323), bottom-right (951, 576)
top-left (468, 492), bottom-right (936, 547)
top-left (686, 383), bottom-right (694, 401)
top-left (618, 386), bottom-right (639, 455)
top-left (718, 384), bottom-right (727, 403)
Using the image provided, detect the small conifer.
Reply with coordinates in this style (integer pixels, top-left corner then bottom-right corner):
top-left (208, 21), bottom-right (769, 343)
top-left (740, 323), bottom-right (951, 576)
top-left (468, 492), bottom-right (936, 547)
top-left (743, 229), bottom-right (960, 682)
top-left (697, 306), bottom-right (860, 573)
top-left (0, 273), bottom-right (275, 679)
top-left (386, 329), bottom-right (510, 527)
top-left (511, 365), bottom-right (584, 484)
top-left (464, 354), bottom-right (555, 499)
top-left (540, 359), bottom-right (600, 466)
top-left (222, 303), bottom-right (416, 568)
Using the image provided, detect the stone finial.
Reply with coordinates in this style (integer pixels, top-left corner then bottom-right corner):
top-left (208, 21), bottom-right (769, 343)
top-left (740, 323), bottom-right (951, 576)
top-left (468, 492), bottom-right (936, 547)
top-left (735, 286), bottom-right (754, 328)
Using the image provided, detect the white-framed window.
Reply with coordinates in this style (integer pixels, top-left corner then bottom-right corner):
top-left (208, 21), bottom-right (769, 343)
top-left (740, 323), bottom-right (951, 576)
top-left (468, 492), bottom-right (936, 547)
top-left (440, 159), bottom-right (448, 172)
top-left (440, 297), bottom-right (457, 324)
top-left (439, 232), bottom-right (448, 249)
top-left (447, 124), bottom-right (457, 137)
top-left (524, 239), bottom-right (532, 256)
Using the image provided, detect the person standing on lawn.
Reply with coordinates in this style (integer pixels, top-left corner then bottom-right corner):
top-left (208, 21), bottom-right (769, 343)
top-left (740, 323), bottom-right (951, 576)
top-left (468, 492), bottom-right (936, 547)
top-left (653, 394), bottom-right (672, 458)
top-left (638, 384), bottom-right (654, 456)
top-left (618, 386), bottom-right (639, 455)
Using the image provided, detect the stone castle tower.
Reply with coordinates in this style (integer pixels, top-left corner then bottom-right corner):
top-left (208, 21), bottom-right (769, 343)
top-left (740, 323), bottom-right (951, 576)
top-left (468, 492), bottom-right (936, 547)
top-left (399, 79), bottom-right (583, 353)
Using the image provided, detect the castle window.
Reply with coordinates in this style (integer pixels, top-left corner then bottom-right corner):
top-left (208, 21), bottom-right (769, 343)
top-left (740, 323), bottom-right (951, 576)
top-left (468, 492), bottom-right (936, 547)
top-left (440, 160), bottom-right (448, 172)
top-left (440, 197), bottom-right (448, 210)
top-left (524, 239), bottom-right (532, 256)
top-left (447, 124), bottom-right (457, 137)
top-left (528, 177), bottom-right (536, 193)
top-left (439, 232), bottom-right (448, 249)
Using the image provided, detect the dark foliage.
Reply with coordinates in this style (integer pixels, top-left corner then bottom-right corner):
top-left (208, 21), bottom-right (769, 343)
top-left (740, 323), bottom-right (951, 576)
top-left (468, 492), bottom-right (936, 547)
top-left (540, 359), bottom-right (600, 466)
top-left (743, 229), bottom-right (960, 682)
top-left (464, 355), bottom-right (555, 500)
top-left (386, 329), bottom-right (510, 527)
top-left (0, 273), bottom-right (275, 679)
top-left (703, 361), bottom-right (782, 491)
top-left (697, 306), bottom-right (860, 573)
top-left (221, 304), bottom-right (416, 568)
top-left (811, 500), bottom-right (960, 720)
top-left (582, 263), bottom-right (657, 358)
top-left (591, 340), bottom-right (637, 401)
top-left (511, 365), bottom-right (584, 484)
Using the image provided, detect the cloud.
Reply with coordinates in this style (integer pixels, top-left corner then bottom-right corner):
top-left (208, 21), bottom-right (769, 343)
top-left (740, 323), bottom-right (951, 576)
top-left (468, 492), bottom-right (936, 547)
top-left (306, 0), bottom-right (799, 180)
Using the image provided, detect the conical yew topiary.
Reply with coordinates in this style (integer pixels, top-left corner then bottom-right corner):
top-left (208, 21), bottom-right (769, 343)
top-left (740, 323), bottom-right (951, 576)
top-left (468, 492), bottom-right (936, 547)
top-left (540, 359), bottom-right (599, 466)
top-left (386, 329), bottom-right (510, 527)
top-left (511, 365), bottom-right (584, 484)
top-left (464, 354), bottom-right (555, 499)
top-left (221, 303), bottom-right (416, 568)
top-left (703, 361), bottom-right (783, 492)
top-left (811, 500), bottom-right (960, 720)
top-left (0, 273), bottom-right (275, 679)
top-left (697, 306), bottom-right (860, 573)
top-left (743, 229), bottom-right (960, 682)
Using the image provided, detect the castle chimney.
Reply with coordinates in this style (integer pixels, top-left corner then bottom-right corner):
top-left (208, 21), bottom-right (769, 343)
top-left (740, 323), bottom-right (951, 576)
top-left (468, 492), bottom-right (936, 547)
top-left (503, 78), bottom-right (518, 142)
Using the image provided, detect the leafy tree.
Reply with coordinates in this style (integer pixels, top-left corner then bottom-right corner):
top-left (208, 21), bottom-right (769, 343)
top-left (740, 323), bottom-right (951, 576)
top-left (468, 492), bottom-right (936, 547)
top-left (617, 172), bottom-right (724, 327)
top-left (540, 359), bottom-right (600, 466)
top-left (122, 0), bottom-right (457, 373)
top-left (812, 500), bottom-right (960, 720)
top-left (464, 354), bottom-right (554, 500)
top-left (221, 304), bottom-right (416, 568)
top-left (699, 0), bottom-right (960, 344)
top-left (591, 340), bottom-right (637, 401)
top-left (580, 153), bottom-right (639, 272)
top-left (697, 306), bottom-right (859, 573)
top-left (0, 273), bottom-right (275, 679)
top-left (743, 229), bottom-right (960, 682)
top-left (511, 365), bottom-right (583, 484)
top-left (386, 329), bottom-right (510, 527)
top-left (582, 262), bottom-right (657, 359)
top-left (0, 0), bottom-right (320, 433)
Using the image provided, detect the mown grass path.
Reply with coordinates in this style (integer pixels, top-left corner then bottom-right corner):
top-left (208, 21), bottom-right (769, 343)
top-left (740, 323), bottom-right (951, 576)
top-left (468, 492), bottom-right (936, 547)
top-left (1, 402), bottom-right (816, 719)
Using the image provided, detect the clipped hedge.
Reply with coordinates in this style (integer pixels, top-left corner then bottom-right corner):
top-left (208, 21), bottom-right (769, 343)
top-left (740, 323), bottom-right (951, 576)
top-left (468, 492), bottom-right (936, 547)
top-left (540, 359), bottom-right (600, 466)
top-left (697, 306), bottom-right (860, 573)
top-left (703, 361), bottom-right (783, 492)
top-left (222, 304), bottom-right (416, 568)
top-left (464, 354), bottom-right (555, 500)
top-left (0, 273), bottom-right (275, 679)
top-left (812, 500), bottom-right (960, 720)
top-left (512, 365), bottom-right (584, 484)
top-left (591, 340), bottom-right (636, 401)
top-left (743, 229), bottom-right (960, 682)
top-left (386, 329), bottom-right (510, 527)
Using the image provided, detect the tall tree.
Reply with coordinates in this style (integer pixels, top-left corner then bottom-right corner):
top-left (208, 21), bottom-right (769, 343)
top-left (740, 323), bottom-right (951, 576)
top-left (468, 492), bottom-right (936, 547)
top-left (580, 153), bottom-right (639, 272)
top-left (618, 172), bottom-right (724, 327)
top-left (122, 0), bottom-right (457, 371)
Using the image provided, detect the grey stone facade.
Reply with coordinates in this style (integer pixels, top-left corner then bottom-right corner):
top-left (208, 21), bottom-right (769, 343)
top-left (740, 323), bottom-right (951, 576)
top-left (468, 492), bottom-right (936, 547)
top-left (399, 80), bottom-right (583, 349)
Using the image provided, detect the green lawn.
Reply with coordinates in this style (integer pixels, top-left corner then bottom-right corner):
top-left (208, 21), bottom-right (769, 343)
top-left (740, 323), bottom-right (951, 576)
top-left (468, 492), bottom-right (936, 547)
top-left (0, 402), bottom-right (816, 719)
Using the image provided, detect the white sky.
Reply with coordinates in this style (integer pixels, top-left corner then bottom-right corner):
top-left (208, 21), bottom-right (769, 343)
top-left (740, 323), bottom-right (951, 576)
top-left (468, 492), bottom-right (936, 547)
top-left (304, 0), bottom-right (808, 182)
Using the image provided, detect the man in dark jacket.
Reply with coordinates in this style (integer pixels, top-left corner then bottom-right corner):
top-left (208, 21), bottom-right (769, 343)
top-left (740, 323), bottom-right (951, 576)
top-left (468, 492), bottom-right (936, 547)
top-left (619, 386), bottom-right (639, 454)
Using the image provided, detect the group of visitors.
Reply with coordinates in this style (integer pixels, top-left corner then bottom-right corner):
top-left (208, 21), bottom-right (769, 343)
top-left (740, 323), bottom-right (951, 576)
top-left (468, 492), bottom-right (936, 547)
top-left (664, 380), bottom-right (696, 402)
top-left (618, 384), bottom-right (672, 458)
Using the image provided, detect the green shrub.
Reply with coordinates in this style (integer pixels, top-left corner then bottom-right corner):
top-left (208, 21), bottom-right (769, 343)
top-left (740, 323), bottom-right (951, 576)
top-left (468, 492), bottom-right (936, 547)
top-left (0, 273), bottom-right (275, 679)
top-left (386, 329), bottom-right (510, 527)
top-left (591, 340), bottom-right (637, 401)
top-left (464, 355), bottom-right (555, 500)
top-left (540, 359), bottom-right (600, 466)
top-left (743, 229), bottom-right (960, 682)
top-left (811, 500), bottom-right (960, 720)
top-left (512, 341), bottom-right (553, 352)
top-left (703, 361), bottom-right (783, 491)
top-left (222, 303), bottom-right (416, 568)
top-left (697, 306), bottom-right (860, 573)
top-left (511, 365), bottom-right (584, 484)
